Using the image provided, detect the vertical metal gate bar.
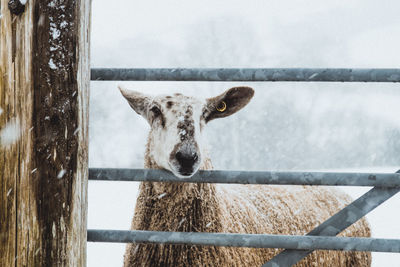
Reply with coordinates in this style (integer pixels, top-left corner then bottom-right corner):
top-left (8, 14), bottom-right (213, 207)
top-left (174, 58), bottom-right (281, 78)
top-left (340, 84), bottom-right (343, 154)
top-left (263, 170), bottom-right (400, 267)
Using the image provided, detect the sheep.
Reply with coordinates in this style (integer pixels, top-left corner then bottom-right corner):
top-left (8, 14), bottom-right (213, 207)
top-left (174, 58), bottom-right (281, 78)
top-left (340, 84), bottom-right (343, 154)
top-left (119, 85), bottom-right (371, 267)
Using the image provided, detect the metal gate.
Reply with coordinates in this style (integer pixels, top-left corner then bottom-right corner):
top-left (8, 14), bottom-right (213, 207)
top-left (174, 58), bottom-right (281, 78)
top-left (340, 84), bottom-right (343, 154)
top-left (87, 68), bottom-right (400, 266)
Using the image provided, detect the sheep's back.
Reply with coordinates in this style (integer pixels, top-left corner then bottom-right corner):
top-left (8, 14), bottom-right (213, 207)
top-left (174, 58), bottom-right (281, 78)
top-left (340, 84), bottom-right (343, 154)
top-left (215, 184), bottom-right (371, 266)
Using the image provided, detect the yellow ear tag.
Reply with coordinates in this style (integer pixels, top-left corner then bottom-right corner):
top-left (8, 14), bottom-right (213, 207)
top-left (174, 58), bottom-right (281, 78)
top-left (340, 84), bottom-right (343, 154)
top-left (216, 101), bottom-right (227, 112)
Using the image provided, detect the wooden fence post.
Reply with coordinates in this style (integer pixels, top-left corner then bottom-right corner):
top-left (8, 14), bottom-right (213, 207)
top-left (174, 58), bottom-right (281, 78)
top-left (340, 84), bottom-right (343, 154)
top-left (1, 0), bottom-right (90, 266)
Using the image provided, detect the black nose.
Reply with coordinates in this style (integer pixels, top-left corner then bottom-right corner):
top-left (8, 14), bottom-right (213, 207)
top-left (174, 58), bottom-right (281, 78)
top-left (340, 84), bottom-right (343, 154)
top-left (175, 151), bottom-right (198, 171)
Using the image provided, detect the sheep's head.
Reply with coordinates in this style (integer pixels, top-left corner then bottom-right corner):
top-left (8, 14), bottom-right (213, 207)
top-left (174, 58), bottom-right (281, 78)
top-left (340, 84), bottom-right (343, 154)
top-left (119, 86), bottom-right (254, 178)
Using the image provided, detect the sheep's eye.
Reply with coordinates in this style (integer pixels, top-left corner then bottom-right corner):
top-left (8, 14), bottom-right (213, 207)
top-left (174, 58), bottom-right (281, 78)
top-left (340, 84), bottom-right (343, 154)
top-left (150, 106), bottom-right (161, 117)
top-left (216, 101), bottom-right (227, 112)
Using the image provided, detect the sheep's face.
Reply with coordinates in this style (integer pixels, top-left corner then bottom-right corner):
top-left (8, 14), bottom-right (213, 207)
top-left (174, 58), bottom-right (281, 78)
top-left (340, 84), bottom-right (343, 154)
top-left (119, 86), bottom-right (254, 178)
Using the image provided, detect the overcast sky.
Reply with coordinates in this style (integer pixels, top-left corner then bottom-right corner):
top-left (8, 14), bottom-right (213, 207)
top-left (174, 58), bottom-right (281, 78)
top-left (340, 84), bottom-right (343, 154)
top-left (91, 0), bottom-right (400, 68)
top-left (88, 1), bottom-right (400, 266)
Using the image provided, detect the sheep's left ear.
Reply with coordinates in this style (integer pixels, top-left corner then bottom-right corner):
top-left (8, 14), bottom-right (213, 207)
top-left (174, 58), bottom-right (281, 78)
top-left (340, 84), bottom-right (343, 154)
top-left (204, 86), bottom-right (254, 122)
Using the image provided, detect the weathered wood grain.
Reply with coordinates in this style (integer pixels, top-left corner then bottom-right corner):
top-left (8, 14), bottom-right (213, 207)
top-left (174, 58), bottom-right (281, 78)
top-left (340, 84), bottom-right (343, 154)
top-left (0, 0), bottom-right (90, 266)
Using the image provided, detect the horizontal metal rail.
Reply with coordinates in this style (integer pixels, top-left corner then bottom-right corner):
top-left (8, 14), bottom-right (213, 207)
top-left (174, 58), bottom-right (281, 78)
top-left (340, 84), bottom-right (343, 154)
top-left (90, 68), bottom-right (400, 82)
top-left (89, 168), bottom-right (400, 187)
top-left (87, 229), bottom-right (400, 253)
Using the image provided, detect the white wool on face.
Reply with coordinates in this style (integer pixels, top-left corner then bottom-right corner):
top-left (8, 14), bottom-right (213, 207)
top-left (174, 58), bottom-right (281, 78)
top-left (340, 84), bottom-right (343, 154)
top-left (192, 100), bottom-right (206, 154)
top-left (148, 94), bottom-right (207, 177)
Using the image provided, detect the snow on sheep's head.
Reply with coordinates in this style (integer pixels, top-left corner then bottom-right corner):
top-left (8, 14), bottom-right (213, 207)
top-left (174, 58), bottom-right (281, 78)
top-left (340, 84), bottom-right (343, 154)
top-left (119, 85), bottom-right (254, 178)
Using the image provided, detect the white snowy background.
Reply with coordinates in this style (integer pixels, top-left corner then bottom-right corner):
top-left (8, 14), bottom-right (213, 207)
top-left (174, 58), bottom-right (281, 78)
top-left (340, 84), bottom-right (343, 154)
top-left (87, 0), bottom-right (400, 266)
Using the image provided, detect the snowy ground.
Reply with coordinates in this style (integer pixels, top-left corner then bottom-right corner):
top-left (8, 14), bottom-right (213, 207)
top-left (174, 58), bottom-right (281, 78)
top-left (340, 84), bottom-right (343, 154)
top-left (88, 0), bottom-right (400, 266)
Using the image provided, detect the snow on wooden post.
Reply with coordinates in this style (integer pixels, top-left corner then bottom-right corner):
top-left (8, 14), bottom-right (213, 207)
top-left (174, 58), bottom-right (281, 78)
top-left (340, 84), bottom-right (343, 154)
top-left (0, 0), bottom-right (90, 266)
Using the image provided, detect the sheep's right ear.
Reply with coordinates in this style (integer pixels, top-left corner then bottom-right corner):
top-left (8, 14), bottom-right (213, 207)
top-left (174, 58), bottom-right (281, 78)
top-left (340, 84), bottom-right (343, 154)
top-left (118, 85), bottom-right (151, 116)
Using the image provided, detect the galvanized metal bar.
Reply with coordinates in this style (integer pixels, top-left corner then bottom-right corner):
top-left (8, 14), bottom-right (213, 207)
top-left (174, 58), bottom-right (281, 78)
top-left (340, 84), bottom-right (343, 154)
top-left (87, 229), bottom-right (400, 253)
top-left (90, 68), bottom-right (400, 82)
top-left (263, 170), bottom-right (400, 267)
top-left (89, 168), bottom-right (400, 187)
